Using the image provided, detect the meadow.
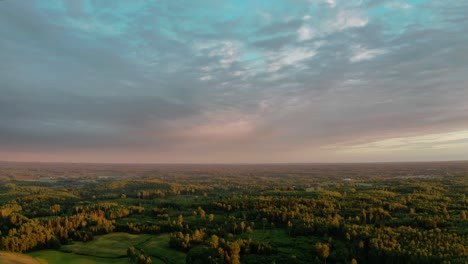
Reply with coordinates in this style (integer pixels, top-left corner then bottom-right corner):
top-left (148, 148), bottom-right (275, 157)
top-left (28, 250), bottom-right (128, 264)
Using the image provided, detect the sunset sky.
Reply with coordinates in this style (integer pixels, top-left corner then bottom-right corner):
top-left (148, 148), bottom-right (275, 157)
top-left (1, 0), bottom-right (467, 163)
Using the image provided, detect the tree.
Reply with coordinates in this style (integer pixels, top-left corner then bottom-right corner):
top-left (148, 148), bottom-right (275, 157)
top-left (50, 204), bottom-right (61, 216)
top-left (229, 242), bottom-right (241, 264)
top-left (287, 221), bottom-right (293, 236)
top-left (127, 246), bottom-right (136, 262)
top-left (315, 243), bottom-right (330, 264)
top-left (210, 235), bottom-right (219, 248)
top-left (177, 214), bottom-right (184, 226)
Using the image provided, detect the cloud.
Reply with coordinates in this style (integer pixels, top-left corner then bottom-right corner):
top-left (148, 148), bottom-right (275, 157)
top-left (326, 0), bottom-right (336, 8)
top-left (328, 130), bottom-right (468, 154)
top-left (169, 115), bottom-right (256, 141)
top-left (349, 45), bottom-right (386, 62)
top-left (268, 48), bottom-right (317, 72)
top-left (332, 11), bottom-right (368, 30)
top-left (1, 0), bottom-right (467, 163)
top-left (298, 26), bottom-right (314, 41)
top-left (252, 35), bottom-right (295, 50)
top-left (199, 75), bottom-right (212, 81)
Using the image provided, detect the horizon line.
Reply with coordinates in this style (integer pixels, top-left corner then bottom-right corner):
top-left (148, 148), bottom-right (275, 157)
top-left (1, 159), bottom-right (467, 166)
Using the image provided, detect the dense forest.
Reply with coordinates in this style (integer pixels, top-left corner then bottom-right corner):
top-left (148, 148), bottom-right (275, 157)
top-left (0, 161), bottom-right (466, 263)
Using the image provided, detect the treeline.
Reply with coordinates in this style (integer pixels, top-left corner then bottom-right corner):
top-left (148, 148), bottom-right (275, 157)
top-left (0, 208), bottom-right (115, 252)
top-left (185, 236), bottom-right (275, 264)
top-left (127, 246), bottom-right (153, 264)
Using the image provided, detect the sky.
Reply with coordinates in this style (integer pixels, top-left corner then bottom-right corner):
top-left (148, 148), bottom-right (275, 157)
top-left (1, 0), bottom-right (468, 163)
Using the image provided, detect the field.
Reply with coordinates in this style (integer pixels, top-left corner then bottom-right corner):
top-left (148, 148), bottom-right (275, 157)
top-left (139, 234), bottom-right (186, 264)
top-left (0, 252), bottom-right (39, 264)
top-left (26, 233), bottom-right (186, 264)
top-left (61, 232), bottom-right (152, 258)
top-left (28, 250), bottom-right (128, 264)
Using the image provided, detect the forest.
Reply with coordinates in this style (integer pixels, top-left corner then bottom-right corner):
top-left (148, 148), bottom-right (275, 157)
top-left (0, 161), bottom-right (466, 263)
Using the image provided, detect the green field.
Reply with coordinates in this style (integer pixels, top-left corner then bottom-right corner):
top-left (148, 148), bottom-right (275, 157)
top-left (61, 232), bottom-right (153, 258)
top-left (243, 229), bottom-right (323, 262)
top-left (139, 234), bottom-right (186, 264)
top-left (28, 250), bottom-right (128, 264)
top-left (26, 232), bottom-right (186, 264)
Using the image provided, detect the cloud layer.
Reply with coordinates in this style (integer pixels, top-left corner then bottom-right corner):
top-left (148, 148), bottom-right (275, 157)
top-left (1, 0), bottom-right (468, 163)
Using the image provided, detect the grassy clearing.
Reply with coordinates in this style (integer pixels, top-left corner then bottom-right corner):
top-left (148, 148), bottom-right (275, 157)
top-left (139, 233), bottom-right (186, 264)
top-left (0, 252), bottom-right (40, 264)
top-left (57, 232), bottom-right (186, 264)
top-left (60, 232), bottom-right (153, 258)
top-left (244, 229), bottom-right (322, 262)
top-left (246, 228), bottom-right (286, 240)
top-left (28, 250), bottom-right (128, 264)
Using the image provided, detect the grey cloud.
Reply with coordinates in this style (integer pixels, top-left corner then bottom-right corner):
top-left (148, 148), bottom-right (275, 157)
top-left (252, 35), bottom-right (296, 50)
top-left (1, 0), bottom-right (468, 162)
top-left (256, 19), bottom-right (303, 35)
top-left (241, 8), bottom-right (468, 150)
top-left (0, 2), bottom-right (203, 151)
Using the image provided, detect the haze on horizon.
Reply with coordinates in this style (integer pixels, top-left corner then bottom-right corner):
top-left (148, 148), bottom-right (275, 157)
top-left (1, 0), bottom-right (468, 164)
